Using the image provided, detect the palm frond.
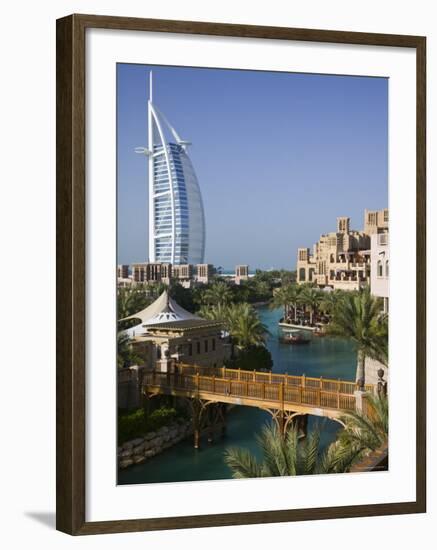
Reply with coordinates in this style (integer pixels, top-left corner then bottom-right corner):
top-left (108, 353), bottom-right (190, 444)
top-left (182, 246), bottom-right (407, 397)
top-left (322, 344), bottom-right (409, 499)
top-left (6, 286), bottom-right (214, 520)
top-left (224, 447), bottom-right (264, 478)
top-left (320, 439), bottom-right (364, 474)
top-left (297, 428), bottom-right (320, 475)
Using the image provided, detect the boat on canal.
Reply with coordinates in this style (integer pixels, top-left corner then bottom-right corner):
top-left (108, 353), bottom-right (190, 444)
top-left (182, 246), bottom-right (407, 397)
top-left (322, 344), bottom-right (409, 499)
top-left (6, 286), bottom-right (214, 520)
top-left (279, 331), bottom-right (311, 345)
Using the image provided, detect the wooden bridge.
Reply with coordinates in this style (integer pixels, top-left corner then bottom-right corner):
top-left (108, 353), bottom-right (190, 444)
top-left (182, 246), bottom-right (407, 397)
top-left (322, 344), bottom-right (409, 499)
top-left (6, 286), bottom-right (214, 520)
top-left (142, 364), bottom-right (374, 447)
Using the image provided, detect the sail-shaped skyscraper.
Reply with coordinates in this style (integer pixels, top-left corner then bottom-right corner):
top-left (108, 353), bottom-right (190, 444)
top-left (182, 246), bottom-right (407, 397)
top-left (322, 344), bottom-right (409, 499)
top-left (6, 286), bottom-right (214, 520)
top-left (136, 73), bottom-right (206, 265)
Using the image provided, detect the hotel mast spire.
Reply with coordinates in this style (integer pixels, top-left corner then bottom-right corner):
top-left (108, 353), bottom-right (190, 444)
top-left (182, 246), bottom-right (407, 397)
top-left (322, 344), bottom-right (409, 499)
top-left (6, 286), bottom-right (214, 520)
top-left (147, 71), bottom-right (154, 262)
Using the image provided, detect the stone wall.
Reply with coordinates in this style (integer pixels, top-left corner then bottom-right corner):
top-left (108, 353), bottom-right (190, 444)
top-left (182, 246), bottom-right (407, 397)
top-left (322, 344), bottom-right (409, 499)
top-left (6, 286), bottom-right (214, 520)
top-left (118, 365), bottom-right (144, 410)
top-left (118, 419), bottom-right (192, 469)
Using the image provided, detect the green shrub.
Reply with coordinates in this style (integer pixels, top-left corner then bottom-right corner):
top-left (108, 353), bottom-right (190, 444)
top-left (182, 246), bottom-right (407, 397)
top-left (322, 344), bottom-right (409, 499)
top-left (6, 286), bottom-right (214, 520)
top-left (118, 406), bottom-right (186, 445)
top-left (225, 345), bottom-right (273, 372)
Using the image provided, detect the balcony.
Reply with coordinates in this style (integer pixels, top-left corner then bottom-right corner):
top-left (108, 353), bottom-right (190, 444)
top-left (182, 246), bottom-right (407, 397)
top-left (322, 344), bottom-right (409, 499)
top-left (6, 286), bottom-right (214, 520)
top-left (378, 233), bottom-right (389, 246)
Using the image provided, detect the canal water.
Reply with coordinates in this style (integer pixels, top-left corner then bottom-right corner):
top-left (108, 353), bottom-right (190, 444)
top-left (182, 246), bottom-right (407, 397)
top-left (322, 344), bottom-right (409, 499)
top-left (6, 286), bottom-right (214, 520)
top-left (118, 306), bottom-right (357, 485)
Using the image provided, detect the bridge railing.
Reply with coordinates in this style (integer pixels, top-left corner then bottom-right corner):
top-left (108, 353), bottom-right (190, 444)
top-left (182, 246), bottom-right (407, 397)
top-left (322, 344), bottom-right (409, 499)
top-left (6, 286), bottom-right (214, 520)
top-left (175, 363), bottom-right (372, 395)
top-left (143, 371), bottom-right (359, 412)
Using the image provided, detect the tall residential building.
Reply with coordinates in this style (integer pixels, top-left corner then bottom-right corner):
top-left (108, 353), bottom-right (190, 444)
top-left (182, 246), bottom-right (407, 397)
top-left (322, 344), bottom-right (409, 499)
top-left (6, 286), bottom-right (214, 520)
top-left (137, 72), bottom-right (206, 266)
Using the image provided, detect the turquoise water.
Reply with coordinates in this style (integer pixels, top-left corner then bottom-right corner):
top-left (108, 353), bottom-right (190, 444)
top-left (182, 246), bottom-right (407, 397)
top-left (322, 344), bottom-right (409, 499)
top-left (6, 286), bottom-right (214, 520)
top-left (118, 306), bottom-right (357, 485)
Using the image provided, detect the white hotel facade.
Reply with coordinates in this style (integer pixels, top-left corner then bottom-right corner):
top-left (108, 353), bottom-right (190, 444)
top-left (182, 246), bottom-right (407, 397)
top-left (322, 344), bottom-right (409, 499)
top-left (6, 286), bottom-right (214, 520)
top-left (370, 231), bottom-right (389, 314)
top-left (136, 72), bottom-right (206, 265)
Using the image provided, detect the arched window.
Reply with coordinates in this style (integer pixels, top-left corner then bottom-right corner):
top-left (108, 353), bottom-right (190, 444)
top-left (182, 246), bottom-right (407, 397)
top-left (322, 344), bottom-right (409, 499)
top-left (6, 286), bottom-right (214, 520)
top-left (377, 260), bottom-right (383, 277)
top-left (299, 268), bottom-right (306, 281)
top-left (385, 260), bottom-right (389, 277)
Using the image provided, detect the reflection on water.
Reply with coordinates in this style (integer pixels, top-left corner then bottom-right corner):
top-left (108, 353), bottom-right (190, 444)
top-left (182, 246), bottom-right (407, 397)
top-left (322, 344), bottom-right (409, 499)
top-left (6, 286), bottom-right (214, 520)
top-left (118, 306), bottom-right (357, 485)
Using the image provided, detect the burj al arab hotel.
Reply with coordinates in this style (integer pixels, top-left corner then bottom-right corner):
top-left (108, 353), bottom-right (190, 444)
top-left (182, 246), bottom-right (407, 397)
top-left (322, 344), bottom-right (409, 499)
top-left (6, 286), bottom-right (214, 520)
top-left (136, 72), bottom-right (206, 265)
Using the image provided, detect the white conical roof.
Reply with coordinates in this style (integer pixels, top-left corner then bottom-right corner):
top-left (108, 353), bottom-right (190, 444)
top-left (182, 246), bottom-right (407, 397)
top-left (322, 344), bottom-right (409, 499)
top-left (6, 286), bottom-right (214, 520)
top-left (120, 290), bottom-right (200, 326)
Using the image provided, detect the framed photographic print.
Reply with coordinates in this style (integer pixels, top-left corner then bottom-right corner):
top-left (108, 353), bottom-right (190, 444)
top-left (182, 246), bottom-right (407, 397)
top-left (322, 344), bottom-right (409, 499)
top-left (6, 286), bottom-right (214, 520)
top-left (56, 14), bottom-right (426, 535)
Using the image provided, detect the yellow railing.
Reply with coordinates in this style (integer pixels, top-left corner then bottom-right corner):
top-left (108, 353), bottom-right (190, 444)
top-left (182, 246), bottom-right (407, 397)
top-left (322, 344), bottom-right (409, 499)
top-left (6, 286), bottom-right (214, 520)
top-left (143, 367), bottom-right (369, 413)
top-left (175, 363), bottom-right (373, 395)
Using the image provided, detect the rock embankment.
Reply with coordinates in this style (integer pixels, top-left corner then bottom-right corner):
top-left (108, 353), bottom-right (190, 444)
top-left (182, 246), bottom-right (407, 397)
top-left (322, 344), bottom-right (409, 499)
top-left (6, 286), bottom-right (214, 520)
top-left (118, 419), bottom-right (192, 469)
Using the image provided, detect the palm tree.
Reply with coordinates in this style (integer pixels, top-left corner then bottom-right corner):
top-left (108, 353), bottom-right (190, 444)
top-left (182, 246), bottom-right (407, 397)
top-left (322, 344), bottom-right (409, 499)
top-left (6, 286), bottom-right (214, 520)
top-left (372, 313), bottom-right (389, 367)
top-left (202, 281), bottom-right (233, 307)
top-left (117, 334), bottom-right (143, 368)
top-left (327, 287), bottom-right (387, 388)
top-left (254, 280), bottom-right (271, 301)
top-left (117, 286), bottom-right (153, 320)
top-left (320, 289), bottom-right (343, 316)
top-left (198, 303), bottom-right (230, 327)
top-left (153, 282), bottom-right (169, 298)
top-left (300, 285), bottom-right (323, 325)
top-left (287, 284), bottom-right (303, 322)
top-left (318, 394), bottom-right (389, 472)
top-left (224, 423), bottom-right (357, 478)
top-left (227, 303), bottom-right (268, 348)
top-left (272, 284), bottom-right (302, 322)
top-left (339, 393), bottom-right (388, 454)
top-left (272, 285), bottom-right (292, 319)
top-left (199, 302), bottom-right (267, 350)
top-left (117, 287), bottom-right (137, 319)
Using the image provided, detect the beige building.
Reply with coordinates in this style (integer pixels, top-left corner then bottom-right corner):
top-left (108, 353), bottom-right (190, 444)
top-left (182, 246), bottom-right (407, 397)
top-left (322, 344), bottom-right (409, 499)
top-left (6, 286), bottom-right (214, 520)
top-left (117, 264), bottom-right (129, 279)
top-left (131, 262), bottom-right (172, 285)
top-left (296, 210), bottom-right (388, 291)
top-left (128, 261), bottom-right (216, 287)
top-left (118, 291), bottom-right (230, 408)
top-left (370, 231), bottom-right (389, 313)
top-left (235, 265), bottom-right (249, 285)
top-left (118, 320), bottom-right (229, 410)
top-left (297, 215), bottom-right (372, 290)
top-left (360, 227), bottom-right (389, 386)
top-left (195, 263), bottom-right (215, 284)
top-left (136, 320), bottom-right (228, 370)
top-left (364, 208), bottom-right (389, 235)
top-left (172, 264), bottom-right (193, 280)
top-left (172, 264), bottom-right (194, 288)
top-left (117, 264), bottom-right (132, 287)
top-left (119, 291), bottom-right (229, 371)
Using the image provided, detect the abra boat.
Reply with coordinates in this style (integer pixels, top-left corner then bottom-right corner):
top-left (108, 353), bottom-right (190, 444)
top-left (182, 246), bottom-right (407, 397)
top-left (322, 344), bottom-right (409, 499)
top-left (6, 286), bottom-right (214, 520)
top-left (279, 333), bottom-right (311, 345)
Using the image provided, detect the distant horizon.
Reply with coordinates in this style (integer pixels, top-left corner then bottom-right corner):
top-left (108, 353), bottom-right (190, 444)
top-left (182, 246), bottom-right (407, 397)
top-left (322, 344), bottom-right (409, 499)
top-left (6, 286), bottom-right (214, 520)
top-left (117, 64), bottom-right (388, 269)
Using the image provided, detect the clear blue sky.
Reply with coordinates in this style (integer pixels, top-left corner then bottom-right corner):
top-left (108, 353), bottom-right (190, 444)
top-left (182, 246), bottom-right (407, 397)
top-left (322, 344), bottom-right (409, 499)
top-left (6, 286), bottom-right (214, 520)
top-left (117, 64), bottom-right (388, 270)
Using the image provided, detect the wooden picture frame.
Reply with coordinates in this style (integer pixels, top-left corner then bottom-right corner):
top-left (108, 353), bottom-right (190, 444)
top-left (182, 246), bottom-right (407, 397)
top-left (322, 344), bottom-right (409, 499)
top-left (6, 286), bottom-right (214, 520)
top-left (56, 13), bottom-right (426, 535)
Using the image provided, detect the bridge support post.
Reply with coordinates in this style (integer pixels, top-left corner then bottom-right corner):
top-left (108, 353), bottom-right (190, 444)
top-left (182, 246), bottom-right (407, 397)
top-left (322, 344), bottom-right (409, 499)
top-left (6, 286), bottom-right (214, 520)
top-left (190, 402), bottom-right (227, 448)
top-left (297, 414), bottom-right (308, 439)
top-left (194, 428), bottom-right (200, 449)
top-left (190, 399), bottom-right (202, 449)
top-left (278, 411), bottom-right (285, 437)
top-left (221, 404), bottom-right (227, 437)
top-left (207, 407), bottom-right (213, 444)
